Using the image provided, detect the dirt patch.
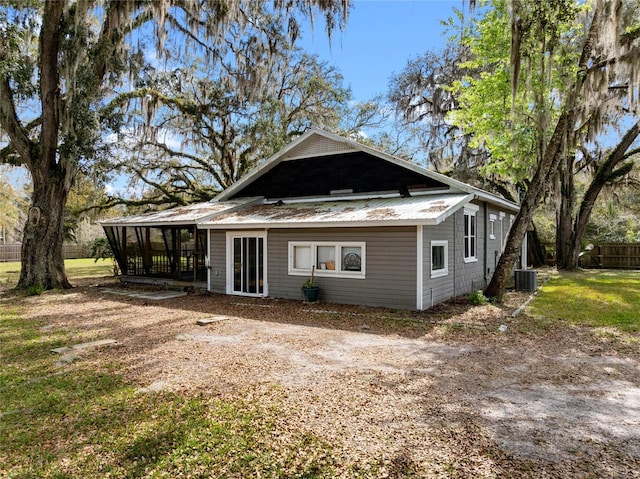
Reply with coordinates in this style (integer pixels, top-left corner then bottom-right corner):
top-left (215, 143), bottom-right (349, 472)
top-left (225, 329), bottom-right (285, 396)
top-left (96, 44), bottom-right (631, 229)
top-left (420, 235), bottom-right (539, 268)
top-left (4, 278), bottom-right (639, 477)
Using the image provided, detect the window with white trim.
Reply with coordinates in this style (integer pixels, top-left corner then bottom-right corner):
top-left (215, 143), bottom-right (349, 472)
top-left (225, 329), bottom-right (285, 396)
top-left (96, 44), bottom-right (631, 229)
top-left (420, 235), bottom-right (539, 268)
top-left (464, 205), bottom-right (478, 262)
top-left (489, 214), bottom-right (497, 240)
top-left (288, 242), bottom-right (366, 278)
top-left (431, 240), bottom-right (448, 278)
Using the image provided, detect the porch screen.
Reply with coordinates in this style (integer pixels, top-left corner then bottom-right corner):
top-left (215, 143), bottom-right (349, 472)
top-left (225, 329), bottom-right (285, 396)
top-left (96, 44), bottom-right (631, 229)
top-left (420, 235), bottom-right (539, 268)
top-left (104, 226), bottom-right (126, 274)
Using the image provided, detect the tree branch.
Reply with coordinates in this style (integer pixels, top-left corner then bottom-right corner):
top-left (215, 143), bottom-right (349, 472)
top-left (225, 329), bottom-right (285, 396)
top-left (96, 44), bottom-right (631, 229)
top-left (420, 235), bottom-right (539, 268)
top-left (39, 0), bottom-right (64, 170)
top-left (0, 57), bottom-right (32, 164)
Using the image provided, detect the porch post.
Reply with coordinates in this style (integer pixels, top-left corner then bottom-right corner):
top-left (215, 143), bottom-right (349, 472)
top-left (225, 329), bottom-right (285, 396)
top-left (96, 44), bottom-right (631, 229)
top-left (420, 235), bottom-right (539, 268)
top-left (194, 224), bottom-right (198, 282)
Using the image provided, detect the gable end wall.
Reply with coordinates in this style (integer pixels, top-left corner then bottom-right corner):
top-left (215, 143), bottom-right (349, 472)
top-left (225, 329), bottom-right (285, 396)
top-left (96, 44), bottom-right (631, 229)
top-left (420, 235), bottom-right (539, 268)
top-left (282, 135), bottom-right (354, 160)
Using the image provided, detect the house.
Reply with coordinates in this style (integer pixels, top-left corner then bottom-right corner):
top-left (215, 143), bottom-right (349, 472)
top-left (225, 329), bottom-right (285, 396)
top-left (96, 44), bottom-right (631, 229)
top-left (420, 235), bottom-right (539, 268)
top-left (101, 128), bottom-right (520, 310)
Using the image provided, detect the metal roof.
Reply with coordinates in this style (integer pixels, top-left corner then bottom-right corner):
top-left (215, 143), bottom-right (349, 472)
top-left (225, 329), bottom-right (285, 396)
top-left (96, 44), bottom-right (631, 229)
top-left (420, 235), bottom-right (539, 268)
top-left (100, 199), bottom-right (256, 227)
top-left (200, 193), bottom-right (474, 229)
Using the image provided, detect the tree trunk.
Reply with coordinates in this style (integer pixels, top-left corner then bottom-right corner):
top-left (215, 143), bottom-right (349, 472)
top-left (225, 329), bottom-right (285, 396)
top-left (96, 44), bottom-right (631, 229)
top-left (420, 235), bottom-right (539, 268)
top-left (15, 0), bottom-right (71, 290)
top-left (556, 152), bottom-right (576, 270)
top-left (485, 110), bottom-right (573, 301)
top-left (485, 197), bottom-right (532, 301)
top-left (527, 225), bottom-right (547, 267)
top-left (563, 121), bottom-right (640, 270)
top-left (18, 171), bottom-right (72, 290)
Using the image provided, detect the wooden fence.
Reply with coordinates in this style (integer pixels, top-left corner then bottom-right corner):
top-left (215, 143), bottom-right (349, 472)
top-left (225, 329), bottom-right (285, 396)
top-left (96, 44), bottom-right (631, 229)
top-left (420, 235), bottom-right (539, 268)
top-left (0, 244), bottom-right (91, 262)
top-left (581, 243), bottom-right (640, 269)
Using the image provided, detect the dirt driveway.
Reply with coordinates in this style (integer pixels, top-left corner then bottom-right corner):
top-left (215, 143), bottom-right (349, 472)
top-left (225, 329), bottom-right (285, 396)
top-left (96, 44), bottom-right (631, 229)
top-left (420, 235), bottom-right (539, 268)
top-left (16, 282), bottom-right (640, 477)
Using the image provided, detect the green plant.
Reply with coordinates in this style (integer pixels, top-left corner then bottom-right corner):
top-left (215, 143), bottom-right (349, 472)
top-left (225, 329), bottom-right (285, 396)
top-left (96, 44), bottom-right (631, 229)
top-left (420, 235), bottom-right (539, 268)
top-left (27, 284), bottom-right (46, 296)
top-left (90, 237), bottom-right (113, 262)
top-left (301, 265), bottom-right (317, 290)
top-left (468, 289), bottom-right (488, 305)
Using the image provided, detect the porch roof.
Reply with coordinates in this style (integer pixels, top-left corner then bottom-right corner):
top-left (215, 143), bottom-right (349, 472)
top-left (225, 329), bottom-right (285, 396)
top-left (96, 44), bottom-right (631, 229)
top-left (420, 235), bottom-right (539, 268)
top-left (199, 193), bottom-right (474, 229)
top-left (100, 199), bottom-right (257, 227)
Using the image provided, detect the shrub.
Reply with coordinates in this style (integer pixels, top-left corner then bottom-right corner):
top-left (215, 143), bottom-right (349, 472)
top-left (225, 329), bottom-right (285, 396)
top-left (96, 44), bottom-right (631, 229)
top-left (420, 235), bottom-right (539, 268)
top-left (90, 237), bottom-right (113, 262)
top-left (28, 284), bottom-right (46, 296)
top-left (468, 289), bottom-right (488, 305)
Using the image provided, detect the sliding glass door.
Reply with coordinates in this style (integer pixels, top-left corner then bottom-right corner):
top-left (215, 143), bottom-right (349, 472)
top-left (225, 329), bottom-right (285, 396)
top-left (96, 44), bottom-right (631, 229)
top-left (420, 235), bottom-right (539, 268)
top-left (227, 232), bottom-right (267, 296)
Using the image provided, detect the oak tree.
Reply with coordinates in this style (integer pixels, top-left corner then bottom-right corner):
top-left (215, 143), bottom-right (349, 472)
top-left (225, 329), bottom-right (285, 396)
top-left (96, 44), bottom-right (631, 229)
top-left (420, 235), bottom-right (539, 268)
top-left (0, 0), bottom-right (348, 290)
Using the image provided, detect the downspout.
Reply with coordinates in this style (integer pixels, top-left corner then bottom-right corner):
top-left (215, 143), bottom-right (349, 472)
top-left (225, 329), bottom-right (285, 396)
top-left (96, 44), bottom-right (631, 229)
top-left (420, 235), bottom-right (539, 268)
top-left (416, 225), bottom-right (423, 310)
top-left (122, 226), bottom-right (127, 275)
top-left (206, 228), bottom-right (211, 292)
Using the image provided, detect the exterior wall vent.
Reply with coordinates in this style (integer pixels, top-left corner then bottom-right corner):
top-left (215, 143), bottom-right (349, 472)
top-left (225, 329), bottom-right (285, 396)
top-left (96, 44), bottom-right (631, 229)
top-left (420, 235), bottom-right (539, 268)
top-left (330, 189), bottom-right (354, 195)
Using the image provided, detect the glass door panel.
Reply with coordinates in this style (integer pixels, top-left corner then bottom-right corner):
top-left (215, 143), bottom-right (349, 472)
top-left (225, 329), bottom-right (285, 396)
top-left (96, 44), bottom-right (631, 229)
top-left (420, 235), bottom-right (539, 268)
top-left (231, 234), bottom-right (265, 295)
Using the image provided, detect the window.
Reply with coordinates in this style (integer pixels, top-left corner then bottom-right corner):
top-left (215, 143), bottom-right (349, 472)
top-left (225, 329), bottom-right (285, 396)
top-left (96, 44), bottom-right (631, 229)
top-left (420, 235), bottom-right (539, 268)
top-left (288, 242), bottom-right (365, 278)
top-left (489, 214), bottom-right (497, 240)
top-left (431, 240), bottom-right (448, 278)
top-left (464, 205), bottom-right (478, 262)
top-left (292, 244), bottom-right (312, 270)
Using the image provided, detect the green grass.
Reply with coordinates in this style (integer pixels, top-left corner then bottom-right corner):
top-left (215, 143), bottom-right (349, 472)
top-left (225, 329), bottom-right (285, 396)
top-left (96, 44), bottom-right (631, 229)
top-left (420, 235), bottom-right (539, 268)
top-left (529, 270), bottom-right (640, 332)
top-left (0, 306), bottom-right (338, 478)
top-left (0, 258), bottom-right (114, 287)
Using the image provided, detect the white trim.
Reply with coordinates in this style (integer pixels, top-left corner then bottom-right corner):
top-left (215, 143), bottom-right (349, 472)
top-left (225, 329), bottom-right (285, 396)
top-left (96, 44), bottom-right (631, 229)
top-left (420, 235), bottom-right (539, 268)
top-left (489, 214), bottom-right (497, 240)
top-left (287, 241), bottom-right (366, 279)
top-left (463, 209), bottom-right (478, 262)
top-left (430, 240), bottom-right (449, 278)
top-left (464, 203), bottom-right (480, 214)
top-left (416, 226), bottom-right (423, 310)
top-left (267, 191), bottom-right (402, 204)
top-left (225, 231), bottom-right (268, 297)
top-left (265, 188), bottom-right (459, 205)
top-left (202, 219), bottom-right (443, 230)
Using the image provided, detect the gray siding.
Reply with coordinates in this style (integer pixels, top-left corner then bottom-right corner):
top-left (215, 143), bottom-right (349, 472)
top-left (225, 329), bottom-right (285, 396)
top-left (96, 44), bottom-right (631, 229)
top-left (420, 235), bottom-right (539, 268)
top-left (268, 227), bottom-right (417, 309)
top-left (207, 201), bottom-right (517, 310)
top-left (421, 201), bottom-right (491, 309)
top-left (422, 219), bottom-right (455, 307)
top-left (208, 230), bottom-right (227, 293)
top-left (453, 203), bottom-right (487, 295)
top-left (485, 204), bottom-right (505, 279)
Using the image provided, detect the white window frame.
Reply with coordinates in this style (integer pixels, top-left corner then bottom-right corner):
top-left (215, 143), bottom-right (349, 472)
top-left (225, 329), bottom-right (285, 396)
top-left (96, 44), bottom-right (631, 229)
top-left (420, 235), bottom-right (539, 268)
top-left (489, 214), bottom-right (497, 240)
top-left (499, 212), bottom-right (506, 251)
top-left (430, 240), bottom-right (449, 278)
top-left (464, 204), bottom-right (479, 263)
top-left (288, 241), bottom-right (366, 279)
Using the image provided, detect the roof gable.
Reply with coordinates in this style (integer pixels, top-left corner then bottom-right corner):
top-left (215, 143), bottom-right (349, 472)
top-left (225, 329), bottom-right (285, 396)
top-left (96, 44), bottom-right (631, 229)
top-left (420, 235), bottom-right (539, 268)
top-left (227, 151), bottom-right (447, 200)
top-left (214, 128), bottom-right (519, 212)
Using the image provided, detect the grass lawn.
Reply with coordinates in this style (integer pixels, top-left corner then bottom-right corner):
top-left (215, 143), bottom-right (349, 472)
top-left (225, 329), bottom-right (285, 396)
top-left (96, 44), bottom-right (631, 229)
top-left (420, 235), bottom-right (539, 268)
top-left (0, 258), bottom-right (114, 288)
top-left (0, 261), bottom-right (338, 478)
top-left (529, 269), bottom-right (640, 332)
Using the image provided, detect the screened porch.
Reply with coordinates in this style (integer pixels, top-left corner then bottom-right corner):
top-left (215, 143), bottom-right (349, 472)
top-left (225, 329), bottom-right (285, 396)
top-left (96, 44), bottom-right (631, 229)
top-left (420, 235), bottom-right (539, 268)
top-left (104, 225), bottom-right (208, 285)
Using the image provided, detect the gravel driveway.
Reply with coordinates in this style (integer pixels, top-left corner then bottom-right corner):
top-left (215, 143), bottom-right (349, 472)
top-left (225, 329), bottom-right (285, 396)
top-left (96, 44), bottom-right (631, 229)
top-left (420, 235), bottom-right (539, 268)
top-left (21, 283), bottom-right (640, 477)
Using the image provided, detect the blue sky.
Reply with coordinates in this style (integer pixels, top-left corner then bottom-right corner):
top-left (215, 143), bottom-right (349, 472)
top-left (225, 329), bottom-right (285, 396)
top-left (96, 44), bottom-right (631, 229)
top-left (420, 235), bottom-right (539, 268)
top-left (299, 0), bottom-right (462, 102)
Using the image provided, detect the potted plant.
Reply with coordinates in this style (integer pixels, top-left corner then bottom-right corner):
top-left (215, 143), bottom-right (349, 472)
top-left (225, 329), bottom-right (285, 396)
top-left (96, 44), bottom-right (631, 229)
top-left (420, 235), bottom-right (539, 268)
top-left (301, 266), bottom-right (320, 302)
